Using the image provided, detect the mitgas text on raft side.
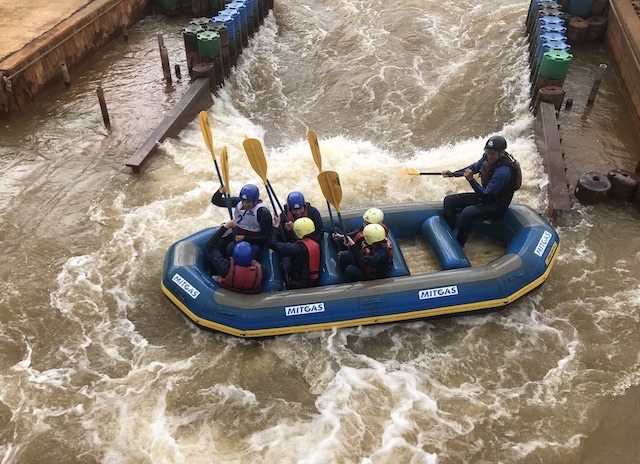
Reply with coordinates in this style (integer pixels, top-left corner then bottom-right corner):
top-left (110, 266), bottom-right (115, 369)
top-left (161, 202), bottom-right (560, 338)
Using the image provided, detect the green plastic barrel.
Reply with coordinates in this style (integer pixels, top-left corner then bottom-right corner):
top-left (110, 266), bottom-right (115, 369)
top-left (539, 50), bottom-right (573, 80)
top-left (197, 31), bottom-right (222, 59)
top-left (206, 23), bottom-right (228, 42)
top-left (183, 25), bottom-right (204, 52)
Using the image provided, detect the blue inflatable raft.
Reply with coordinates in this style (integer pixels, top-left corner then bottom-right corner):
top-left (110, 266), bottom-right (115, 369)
top-left (161, 202), bottom-right (560, 337)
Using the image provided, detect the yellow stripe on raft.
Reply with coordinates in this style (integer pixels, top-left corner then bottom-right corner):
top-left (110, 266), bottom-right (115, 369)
top-left (161, 242), bottom-right (560, 338)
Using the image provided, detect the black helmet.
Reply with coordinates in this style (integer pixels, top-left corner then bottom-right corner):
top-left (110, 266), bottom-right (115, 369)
top-left (484, 135), bottom-right (507, 152)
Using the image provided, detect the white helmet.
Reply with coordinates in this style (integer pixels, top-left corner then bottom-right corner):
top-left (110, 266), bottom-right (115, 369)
top-left (362, 208), bottom-right (384, 225)
top-left (363, 224), bottom-right (386, 245)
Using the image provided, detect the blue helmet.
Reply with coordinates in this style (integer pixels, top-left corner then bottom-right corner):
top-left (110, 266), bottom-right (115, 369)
top-left (239, 184), bottom-right (259, 202)
top-left (232, 242), bottom-right (253, 266)
top-left (287, 191), bottom-right (305, 210)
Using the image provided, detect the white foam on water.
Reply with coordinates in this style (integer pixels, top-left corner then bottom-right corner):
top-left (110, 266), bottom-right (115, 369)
top-left (6, 2), bottom-right (640, 463)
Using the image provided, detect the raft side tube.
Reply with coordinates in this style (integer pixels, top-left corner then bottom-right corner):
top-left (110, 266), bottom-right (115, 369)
top-left (319, 232), bottom-right (344, 286)
top-left (421, 216), bottom-right (471, 270)
top-left (387, 231), bottom-right (411, 277)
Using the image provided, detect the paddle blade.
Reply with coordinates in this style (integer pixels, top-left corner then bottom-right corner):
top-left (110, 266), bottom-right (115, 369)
top-left (242, 138), bottom-right (268, 183)
top-left (317, 171), bottom-right (343, 212)
top-left (307, 130), bottom-right (322, 172)
top-left (405, 167), bottom-right (420, 177)
top-left (198, 111), bottom-right (215, 160)
top-left (220, 146), bottom-right (230, 190)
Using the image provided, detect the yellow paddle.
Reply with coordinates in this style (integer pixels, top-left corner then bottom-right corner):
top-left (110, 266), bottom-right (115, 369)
top-left (220, 146), bottom-right (233, 218)
top-left (199, 111), bottom-right (216, 162)
top-left (242, 138), bottom-right (285, 228)
top-left (198, 111), bottom-right (232, 218)
top-left (307, 130), bottom-right (336, 229)
top-left (308, 130), bottom-right (322, 172)
top-left (317, 170), bottom-right (348, 241)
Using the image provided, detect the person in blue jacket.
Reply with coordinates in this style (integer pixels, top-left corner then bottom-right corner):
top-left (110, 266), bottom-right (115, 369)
top-left (441, 135), bottom-right (521, 247)
top-left (211, 183), bottom-right (272, 258)
top-left (342, 223), bottom-right (393, 283)
top-left (279, 191), bottom-right (324, 243)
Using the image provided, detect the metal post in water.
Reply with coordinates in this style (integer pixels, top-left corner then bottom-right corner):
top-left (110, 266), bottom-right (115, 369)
top-left (97, 86), bottom-right (111, 129)
top-left (160, 46), bottom-right (172, 84)
top-left (122, 17), bottom-right (130, 42)
top-left (60, 63), bottom-right (71, 88)
top-left (175, 64), bottom-right (182, 80)
top-left (157, 32), bottom-right (165, 54)
top-left (565, 98), bottom-right (573, 110)
top-left (587, 64), bottom-right (607, 104)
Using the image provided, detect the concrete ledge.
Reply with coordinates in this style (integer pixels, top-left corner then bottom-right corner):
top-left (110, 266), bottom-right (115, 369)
top-left (125, 77), bottom-right (213, 173)
top-left (534, 102), bottom-right (572, 219)
top-left (0, 0), bottom-right (151, 116)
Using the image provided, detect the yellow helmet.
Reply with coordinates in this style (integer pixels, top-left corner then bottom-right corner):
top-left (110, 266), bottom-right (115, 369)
top-left (293, 217), bottom-right (315, 239)
top-left (363, 208), bottom-right (384, 224)
top-left (363, 224), bottom-right (386, 245)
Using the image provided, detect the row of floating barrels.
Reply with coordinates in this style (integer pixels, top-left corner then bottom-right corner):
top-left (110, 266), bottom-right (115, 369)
top-left (178, 0), bottom-right (274, 86)
top-left (155, 0), bottom-right (251, 17)
top-left (527, 0), bottom-right (573, 100)
top-left (574, 169), bottom-right (640, 207)
top-left (526, 0), bottom-right (609, 111)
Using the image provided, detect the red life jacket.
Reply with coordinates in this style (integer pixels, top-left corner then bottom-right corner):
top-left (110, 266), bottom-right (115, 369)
top-left (300, 237), bottom-right (321, 282)
top-left (285, 203), bottom-right (310, 222)
top-left (361, 238), bottom-right (394, 279)
top-left (353, 222), bottom-right (389, 246)
top-left (218, 258), bottom-right (263, 294)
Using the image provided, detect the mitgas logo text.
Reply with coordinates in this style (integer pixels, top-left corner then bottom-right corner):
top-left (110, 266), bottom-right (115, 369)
top-left (285, 302), bottom-right (325, 316)
top-left (172, 273), bottom-right (200, 299)
top-left (418, 285), bottom-right (458, 300)
top-left (534, 231), bottom-right (552, 257)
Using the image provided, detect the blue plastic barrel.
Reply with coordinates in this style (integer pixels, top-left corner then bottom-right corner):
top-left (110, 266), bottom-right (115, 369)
top-left (526, 0), bottom-right (561, 35)
top-left (532, 32), bottom-right (567, 58)
top-left (538, 15), bottom-right (565, 29)
top-left (227, 0), bottom-right (251, 38)
top-left (221, 9), bottom-right (242, 54)
top-left (526, 0), bottom-right (559, 25)
top-left (248, 0), bottom-right (259, 23)
top-left (212, 13), bottom-right (236, 38)
top-left (539, 23), bottom-right (567, 36)
top-left (530, 13), bottom-right (564, 53)
top-left (224, 9), bottom-right (242, 39)
top-left (530, 17), bottom-right (566, 62)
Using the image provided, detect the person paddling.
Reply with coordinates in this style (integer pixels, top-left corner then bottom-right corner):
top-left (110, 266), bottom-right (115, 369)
top-left (206, 219), bottom-right (265, 294)
top-left (441, 135), bottom-right (522, 247)
top-left (270, 216), bottom-right (321, 289)
top-left (280, 191), bottom-right (324, 243)
top-left (211, 183), bottom-right (272, 259)
top-left (342, 223), bottom-right (394, 283)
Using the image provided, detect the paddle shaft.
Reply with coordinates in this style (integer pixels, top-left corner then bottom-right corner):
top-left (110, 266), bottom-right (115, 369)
top-left (418, 172), bottom-right (463, 177)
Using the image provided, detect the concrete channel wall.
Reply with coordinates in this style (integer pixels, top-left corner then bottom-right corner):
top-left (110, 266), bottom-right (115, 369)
top-left (607, 0), bottom-right (640, 130)
top-left (0, 0), bottom-right (151, 116)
